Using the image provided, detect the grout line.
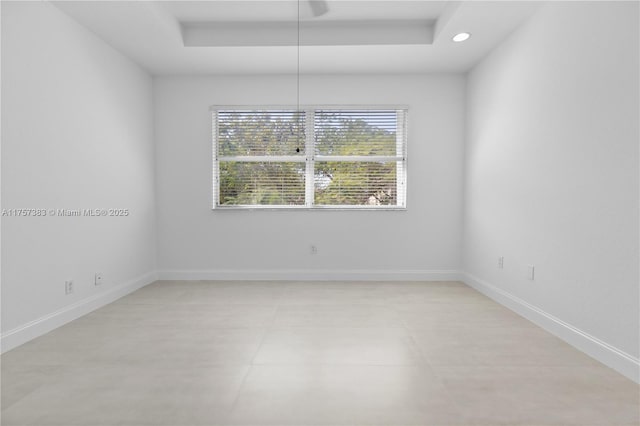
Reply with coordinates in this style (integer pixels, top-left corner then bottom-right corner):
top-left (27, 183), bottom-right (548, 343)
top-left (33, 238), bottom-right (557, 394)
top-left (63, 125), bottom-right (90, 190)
top-left (226, 364), bottom-right (254, 417)
top-left (389, 302), bottom-right (439, 372)
top-left (226, 296), bottom-right (283, 416)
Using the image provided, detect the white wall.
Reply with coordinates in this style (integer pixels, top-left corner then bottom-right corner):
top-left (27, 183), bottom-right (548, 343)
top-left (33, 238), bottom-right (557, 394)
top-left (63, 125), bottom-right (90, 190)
top-left (1, 2), bottom-right (157, 345)
top-left (464, 0), bottom-right (639, 374)
top-left (155, 74), bottom-right (465, 279)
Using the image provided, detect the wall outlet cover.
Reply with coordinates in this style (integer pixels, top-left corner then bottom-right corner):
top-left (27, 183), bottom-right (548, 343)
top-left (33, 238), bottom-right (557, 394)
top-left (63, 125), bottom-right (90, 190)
top-left (526, 265), bottom-right (535, 280)
top-left (95, 273), bottom-right (104, 286)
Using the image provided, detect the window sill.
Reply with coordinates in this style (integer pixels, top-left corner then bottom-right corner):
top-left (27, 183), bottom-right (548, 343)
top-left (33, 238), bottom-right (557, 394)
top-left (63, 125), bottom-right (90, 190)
top-left (211, 206), bottom-right (407, 211)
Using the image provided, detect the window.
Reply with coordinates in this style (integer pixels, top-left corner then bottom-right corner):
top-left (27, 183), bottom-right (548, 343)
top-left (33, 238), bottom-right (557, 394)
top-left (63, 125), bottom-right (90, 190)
top-left (212, 106), bottom-right (407, 209)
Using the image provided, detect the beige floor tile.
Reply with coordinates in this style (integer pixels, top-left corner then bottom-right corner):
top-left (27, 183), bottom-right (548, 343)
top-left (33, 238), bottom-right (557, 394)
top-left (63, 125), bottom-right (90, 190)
top-left (1, 364), bottom-right (249, 426)
top-left (396, 302), bottom-right (536, 329)
top-left (83, 303), bottom-right (277, 328)
top-left (271, 304), bottom-right (403, 328)
top-left (1, 326), bottom-right (108, 366)
top-left (278, 281), bottom-right (390, 305)
top-left (116, 284), bottom-right (192, 305)
top-left (228, 364), bottom-right (461, 425)
top-left (1, 364), bottom-right (68, 411)
top-left (87, 326), bottom-right (266, 366)
top-left (120, 281), bottom-right (286, 306)
top-left (75, 302), bottom-right (175, 326)
top-left (184, 281), bottom-right (287, 304)
top-left (155, 304), bottom-right (277, 328)
top-left (410, 326), bottom-right (602, 367)
top-left (254, 327), bottom-right (424, 365)
top-left (2, 281), bottom-right (637, 426)
top-left (433, 365), bottom-right (640, 425)
top-left (380, 282), bottom-right (495, 305)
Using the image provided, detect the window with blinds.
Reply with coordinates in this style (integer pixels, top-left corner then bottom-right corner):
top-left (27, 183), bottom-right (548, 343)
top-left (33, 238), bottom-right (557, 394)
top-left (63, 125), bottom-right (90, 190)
top-left (212, 107), bottom-right (407, 209)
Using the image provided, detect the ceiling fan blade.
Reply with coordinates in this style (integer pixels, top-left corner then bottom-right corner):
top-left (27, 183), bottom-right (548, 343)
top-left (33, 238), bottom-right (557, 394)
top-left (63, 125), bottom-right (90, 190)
top-left (308, 0), bottom-right (329, 17)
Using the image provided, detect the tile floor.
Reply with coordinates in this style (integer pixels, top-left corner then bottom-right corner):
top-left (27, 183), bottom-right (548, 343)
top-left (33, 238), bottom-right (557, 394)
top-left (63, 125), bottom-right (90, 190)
top-left (1, 281), bottom-right (638, 425)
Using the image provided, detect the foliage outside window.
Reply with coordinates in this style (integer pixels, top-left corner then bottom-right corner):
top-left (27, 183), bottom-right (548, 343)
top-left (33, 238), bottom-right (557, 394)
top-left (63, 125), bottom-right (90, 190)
top-left (212, 107), bottom-right (407, 209)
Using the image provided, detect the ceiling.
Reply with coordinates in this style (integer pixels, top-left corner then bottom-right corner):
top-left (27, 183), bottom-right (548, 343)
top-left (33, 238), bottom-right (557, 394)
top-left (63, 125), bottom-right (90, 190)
top-left (52, 1), bottom-right (541, 75)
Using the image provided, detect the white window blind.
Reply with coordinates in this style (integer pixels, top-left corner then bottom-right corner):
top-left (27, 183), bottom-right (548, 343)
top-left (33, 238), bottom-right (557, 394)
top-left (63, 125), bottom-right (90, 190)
top-left (212, 107), bottom-right (407, 209)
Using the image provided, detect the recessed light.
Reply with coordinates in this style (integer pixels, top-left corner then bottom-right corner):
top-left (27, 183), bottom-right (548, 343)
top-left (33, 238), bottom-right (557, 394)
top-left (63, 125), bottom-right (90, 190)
top-left (452, 32), bottom-right (471, 42)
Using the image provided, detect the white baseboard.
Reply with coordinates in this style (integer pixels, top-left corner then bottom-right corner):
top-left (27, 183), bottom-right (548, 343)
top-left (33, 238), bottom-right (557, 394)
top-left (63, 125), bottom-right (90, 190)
top-left (158, 269), bottom-right (463, 282)
top-left (462, 273), bottom-right (640, 384)
top-left (1, 271), bottom-right (158, 353)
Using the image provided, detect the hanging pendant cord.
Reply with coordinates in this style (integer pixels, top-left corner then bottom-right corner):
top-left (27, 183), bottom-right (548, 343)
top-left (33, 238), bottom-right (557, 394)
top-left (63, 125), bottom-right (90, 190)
top-left (297, 0), bottom-right (302, 151)
top-left (297, 0), bottom-right (300, 111)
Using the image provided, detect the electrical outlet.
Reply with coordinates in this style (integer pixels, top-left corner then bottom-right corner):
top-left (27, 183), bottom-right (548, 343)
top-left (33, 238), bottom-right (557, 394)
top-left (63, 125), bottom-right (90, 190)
top-left (498, 256), bottom-right (504, 269)
top-left (310, 245), bottom-right (318, 255)
top-left (526, 265), bottom-right (535, 280)
top-left (94, 272), bottom-right (104, 286)
top-left (65, 280), bottom-right (74, 295)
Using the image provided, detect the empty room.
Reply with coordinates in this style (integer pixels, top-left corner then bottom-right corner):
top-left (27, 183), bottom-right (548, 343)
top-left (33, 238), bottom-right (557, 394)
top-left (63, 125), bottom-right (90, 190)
top-left (1, 0), bottom-right (639, 425)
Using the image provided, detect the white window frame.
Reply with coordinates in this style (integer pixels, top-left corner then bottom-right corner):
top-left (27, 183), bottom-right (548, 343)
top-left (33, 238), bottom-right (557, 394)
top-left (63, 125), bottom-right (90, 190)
top-left (211, 105), bottom-right (408, 210)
